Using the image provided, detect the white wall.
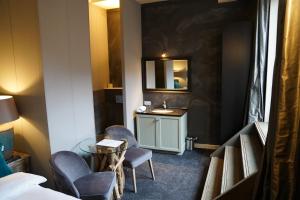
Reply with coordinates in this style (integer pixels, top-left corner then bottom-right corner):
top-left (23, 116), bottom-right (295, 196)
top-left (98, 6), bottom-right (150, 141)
top-left (0, 0), bottom-right (51, 180)
top-left (121, 0), bottom-right (143, 133)
top-left (89, 4), bottom-right (110, 91)
top-left (0, 0), bottom-right (97, 183)
top-left (38, 0), bottom-right (96, 153)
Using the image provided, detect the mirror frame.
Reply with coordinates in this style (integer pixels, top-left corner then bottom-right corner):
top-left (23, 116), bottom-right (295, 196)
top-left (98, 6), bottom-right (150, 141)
top-left (142, 57), bottom-right (192, 92)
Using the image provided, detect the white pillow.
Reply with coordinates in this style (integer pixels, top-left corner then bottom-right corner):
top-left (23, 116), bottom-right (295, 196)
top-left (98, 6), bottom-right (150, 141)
top-left (0, 172), bottom-right (47, 198)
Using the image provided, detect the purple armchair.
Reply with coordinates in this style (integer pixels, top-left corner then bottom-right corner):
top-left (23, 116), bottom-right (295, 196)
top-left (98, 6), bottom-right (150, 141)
top-left (50, 151), bottom-right (116, 200)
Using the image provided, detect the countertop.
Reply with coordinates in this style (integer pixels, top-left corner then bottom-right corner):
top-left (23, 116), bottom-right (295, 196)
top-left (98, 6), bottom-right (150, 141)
top-left (136, 108), bottom-right (187, 117)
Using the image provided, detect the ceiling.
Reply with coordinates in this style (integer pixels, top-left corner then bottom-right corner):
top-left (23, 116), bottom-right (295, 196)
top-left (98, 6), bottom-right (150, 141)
top-left (136, 0), bottom-right (168, 4)
top-left (91, 0), bottom-right (237, 9)
top-left (136, 0), bottom-right (238, 3)
top-left (90, 0), bottom-right (120, 9)
top-left (91, 0), bottom-right (167, 10)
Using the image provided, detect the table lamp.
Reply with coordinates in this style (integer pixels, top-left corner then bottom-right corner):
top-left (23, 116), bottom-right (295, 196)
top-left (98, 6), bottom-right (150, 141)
top-left (0, 96), bottom-right (19, 160)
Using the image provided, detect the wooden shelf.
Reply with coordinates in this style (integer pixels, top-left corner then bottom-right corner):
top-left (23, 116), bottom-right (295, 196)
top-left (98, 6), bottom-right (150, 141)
top-left (221, 146), bottom-right (242, 194)
top-left (201, 123), bottom-right (268, 200)
top-left (255, 122), bottom-right (268, 145)
top-left (201, 157), bottom-right (223, 200)
top-left (240, 134), bottom-right (261, 178)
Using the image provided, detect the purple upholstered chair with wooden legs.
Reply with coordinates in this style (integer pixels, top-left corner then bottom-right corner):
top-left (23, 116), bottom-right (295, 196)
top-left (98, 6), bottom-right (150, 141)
top-left (50, 151), bottom-right (116, 200)
top-left (105, 125), bottom-right (155, 193)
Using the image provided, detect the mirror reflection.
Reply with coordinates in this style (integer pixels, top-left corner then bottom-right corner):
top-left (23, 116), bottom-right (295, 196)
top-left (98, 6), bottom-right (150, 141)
top-left (144, 59), bottom-right (189, 90)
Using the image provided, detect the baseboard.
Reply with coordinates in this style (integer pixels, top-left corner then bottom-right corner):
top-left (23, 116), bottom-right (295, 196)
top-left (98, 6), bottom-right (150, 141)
top-left (194, 143), bottom-right (220, 150)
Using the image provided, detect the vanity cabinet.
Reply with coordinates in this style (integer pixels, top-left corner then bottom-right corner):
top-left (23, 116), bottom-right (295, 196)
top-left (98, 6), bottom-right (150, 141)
top-left (136, 112), bottom-right (187, 155)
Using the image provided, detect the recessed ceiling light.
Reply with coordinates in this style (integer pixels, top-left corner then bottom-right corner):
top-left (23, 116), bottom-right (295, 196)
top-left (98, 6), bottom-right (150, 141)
top-left (93, 0), bottom-right (119, 10)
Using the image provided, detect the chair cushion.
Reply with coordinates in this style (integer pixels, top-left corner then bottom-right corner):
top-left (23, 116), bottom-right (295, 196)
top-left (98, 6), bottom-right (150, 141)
top-left (74, 172), bottom-right (115, 200)
top-left (124, 147), bottom-right (152, 168)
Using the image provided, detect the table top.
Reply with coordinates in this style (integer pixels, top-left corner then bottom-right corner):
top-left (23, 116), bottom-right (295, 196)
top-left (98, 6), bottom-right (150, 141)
top-left (79, 137), bottom-right (128, 154)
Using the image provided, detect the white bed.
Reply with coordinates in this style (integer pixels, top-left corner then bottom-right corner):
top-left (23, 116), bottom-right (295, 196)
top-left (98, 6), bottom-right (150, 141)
top-left (0, 172), bottom-right (79, 200)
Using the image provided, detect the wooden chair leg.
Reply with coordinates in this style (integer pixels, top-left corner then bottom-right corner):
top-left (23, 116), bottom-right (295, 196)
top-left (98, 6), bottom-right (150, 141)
top-left (148, 159), bottom-right (155, 181)
top-left (112, 187), bottom-right (116, 200)
top-left (132, 168), bottom-right (137, 193)
top-left (112, 184), bottom-right (121, 200)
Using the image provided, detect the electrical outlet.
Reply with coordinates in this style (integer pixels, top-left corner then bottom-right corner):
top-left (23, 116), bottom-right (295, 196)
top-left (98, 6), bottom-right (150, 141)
top-left (115, 95), bottom-right (123, 104)
top-left (144, 101), bottom-right (151, 106)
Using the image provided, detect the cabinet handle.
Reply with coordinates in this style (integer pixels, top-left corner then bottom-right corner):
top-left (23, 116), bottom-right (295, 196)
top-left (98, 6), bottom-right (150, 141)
top-left (154, 119), bottom-right (159, 123)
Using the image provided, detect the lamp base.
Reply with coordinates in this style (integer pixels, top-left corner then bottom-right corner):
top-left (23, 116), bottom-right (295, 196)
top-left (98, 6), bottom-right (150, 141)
top-left (0, 128), bottom-right (14, 160)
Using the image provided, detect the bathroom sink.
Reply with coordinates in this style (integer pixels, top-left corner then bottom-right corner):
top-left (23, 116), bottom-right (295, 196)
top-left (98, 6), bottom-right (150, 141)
top-left (152, 109), bottom-right (174, 114)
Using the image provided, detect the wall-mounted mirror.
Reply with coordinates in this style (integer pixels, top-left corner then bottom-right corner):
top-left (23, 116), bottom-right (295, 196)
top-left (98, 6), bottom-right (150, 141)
top-left (142, 58), bottom-right (191, 92)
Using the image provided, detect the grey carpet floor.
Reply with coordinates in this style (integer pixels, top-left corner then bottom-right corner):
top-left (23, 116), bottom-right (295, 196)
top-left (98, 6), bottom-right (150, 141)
top-left (122, 150), bottom-right (211, 200)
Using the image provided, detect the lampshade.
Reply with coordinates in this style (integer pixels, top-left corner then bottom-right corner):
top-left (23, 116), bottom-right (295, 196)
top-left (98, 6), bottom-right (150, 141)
top-left (0, 96), bottom-right (19, 125)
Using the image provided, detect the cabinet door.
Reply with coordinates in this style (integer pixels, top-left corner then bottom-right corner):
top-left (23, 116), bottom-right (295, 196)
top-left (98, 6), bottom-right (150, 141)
top-left (137, 116), bottom-right (157, 148)
top-left (159, 117), bottom-right (180, 152)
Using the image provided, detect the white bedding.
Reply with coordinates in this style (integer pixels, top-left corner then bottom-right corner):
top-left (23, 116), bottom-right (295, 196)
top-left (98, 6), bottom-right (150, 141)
top-left (0, 172), bottom-right (79, 200)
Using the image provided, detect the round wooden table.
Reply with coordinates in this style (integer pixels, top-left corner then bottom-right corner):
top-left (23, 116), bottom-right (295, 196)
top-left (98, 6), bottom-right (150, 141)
top-left (80, 137), bottom-right (128, 199)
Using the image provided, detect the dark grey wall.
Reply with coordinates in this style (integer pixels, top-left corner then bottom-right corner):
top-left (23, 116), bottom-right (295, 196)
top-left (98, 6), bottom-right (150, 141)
top-left (142, 0), bottom-right (256, 144)
top-left (221, 22), bottom-right (252, 144)
top-left (93, 90), bottom-right (106, 134)
top-left (93, 89), bottom-right (123, 134)
top-left (107, 9), bottom-right (122, 87)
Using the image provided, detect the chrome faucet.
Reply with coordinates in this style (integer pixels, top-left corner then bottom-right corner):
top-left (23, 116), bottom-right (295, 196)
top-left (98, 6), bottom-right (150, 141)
top-left (162, 100), bottom-right (167, 109)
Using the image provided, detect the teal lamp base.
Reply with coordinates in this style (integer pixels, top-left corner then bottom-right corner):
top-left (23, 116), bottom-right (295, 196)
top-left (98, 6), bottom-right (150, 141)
top-left (0, 128), bottom-right (14, 160)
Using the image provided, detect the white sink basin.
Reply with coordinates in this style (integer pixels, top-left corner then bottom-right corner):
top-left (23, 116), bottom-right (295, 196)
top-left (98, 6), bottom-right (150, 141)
top-left (152, 109), bottom-right (174, 114)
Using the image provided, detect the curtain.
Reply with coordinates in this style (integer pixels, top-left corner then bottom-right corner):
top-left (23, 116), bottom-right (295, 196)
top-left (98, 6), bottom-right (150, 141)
top-left (255, 0), bottom-right (300, 199)
top-left (246, 0), bottom-right (271, 124)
